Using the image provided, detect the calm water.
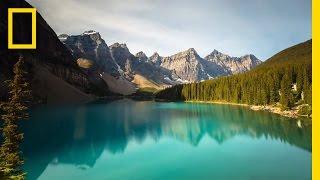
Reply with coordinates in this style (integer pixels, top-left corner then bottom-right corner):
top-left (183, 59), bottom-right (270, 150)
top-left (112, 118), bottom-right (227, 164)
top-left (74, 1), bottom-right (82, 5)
top-left (19, 99), bottom-right (311, 180)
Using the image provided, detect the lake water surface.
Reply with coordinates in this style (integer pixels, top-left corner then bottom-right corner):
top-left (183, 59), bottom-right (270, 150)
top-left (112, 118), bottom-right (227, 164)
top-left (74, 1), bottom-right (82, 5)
top-left (20, 99), bottom-right (311, 180)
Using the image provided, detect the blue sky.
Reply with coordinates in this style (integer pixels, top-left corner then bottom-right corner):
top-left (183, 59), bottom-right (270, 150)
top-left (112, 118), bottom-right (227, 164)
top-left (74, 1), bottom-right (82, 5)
top-left (27, 0), bottom-right (311, 60)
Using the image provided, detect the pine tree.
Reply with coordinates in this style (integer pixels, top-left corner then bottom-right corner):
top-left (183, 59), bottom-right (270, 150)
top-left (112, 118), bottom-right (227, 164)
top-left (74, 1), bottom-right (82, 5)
top-left (0, 56), bottom-right (32, 180)
top-left (296, 68), bottom-right (304, 99)
top-left (280, 74), bottom-right (294, 110)
top-left (302, 69), bottom-right (311, 105)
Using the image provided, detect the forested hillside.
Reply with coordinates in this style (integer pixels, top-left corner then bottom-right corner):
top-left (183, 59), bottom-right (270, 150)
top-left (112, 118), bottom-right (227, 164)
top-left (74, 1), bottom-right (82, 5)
top-left (156, 40), bottom-right (312, 114)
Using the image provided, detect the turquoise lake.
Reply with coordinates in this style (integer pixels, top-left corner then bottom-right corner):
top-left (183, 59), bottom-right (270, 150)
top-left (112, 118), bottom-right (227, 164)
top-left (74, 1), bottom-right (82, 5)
top-left (19, 99), bottom-right (311, 180)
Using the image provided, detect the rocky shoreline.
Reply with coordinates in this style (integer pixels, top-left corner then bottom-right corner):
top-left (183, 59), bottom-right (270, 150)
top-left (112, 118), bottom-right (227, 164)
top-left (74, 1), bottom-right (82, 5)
top-left (185, 101), bottom-right (311, 119)
top-left (250, 105), bottom-right (299, 119)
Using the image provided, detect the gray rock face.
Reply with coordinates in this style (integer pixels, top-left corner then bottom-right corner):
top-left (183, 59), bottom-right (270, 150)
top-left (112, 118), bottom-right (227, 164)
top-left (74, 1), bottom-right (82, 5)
top-left (58, 34), bottom-right (69, 41)
top-left (62, 31), bottom-right (120, 76)
top-left (135, 51), bottom-right (149, 62)
top-left (109, 43), bottom-right (135, 74)
top-left (109, 43), bottom-right (174, 84)
top-left (160, 48), bottom-right (208, 82)
top-left (205, 50), bottom-right (261, 75)
top-left (149, 52), bottom-right (163, 66)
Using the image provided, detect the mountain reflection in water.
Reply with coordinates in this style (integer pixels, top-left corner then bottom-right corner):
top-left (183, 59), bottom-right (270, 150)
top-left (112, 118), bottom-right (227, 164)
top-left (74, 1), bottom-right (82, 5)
top-left (20, 99), bottom-right (311, 180)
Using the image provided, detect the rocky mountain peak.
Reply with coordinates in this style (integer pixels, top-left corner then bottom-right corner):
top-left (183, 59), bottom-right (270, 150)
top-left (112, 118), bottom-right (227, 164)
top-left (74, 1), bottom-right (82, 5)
top-left (205, 49), bottom-right (230, 61)
top-left (204, 50), bottom-right (262, 74)
top-left (209, 49), bottom-right (223, 56)
top-left (241, 54), bottom-right (259, 61)
top-left (212, 49), bottom-right (219, 54)
top-left (61, 30), bottom-right (104, 48)
top-left (80, 30), bottom-right (102, 42)
top-left (182, 48), bottom-right (200, 59)
top-left (159, 48), bottom-right (207, 82)
top-left (109, 43), bottom-right (135, 73)
top-left (135, 51), bottom-right (148, 62)
top-left (149, 52), bottom-right (163, 66)
top-left (109, 43), bottom-right (129, 52)
top-left (150, 52), bottom-right (160, 58)
top-left (171, 48), bottom-right (199, 59)
top-left (186, 48), bottom-right (197, 55)
top-left (110, 42), bottom-right (127, 48)
top-left (82, 30), bottom-right (99, 35)
top-left (60, 31), bottom-right (119, 76)
top-left (238, 54), bottom-right (261, 68)
top-left (58, 34), bottom-right (69, 42)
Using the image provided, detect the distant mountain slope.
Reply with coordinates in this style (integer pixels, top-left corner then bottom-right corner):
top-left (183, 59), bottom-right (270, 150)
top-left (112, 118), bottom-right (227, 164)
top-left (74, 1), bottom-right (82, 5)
top-left (159, 48), bottom-right (209, 82)
top-left (155, 48), bottom-right (261, 82)
top-left (255, 39), bottom-right (311, 69)
top-left (205, 50), bottom-right (261, 74)
top-left (156, 40), bottom-right (312, 114)
top-left (0, 0), bottom-right (110, 103)
top-left (108, 43), bottom-right (175, 88)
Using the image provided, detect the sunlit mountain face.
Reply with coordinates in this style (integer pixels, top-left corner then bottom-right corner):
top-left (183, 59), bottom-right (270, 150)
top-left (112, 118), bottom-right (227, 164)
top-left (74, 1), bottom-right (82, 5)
top-left (20, 100), bottom-right (311, 180)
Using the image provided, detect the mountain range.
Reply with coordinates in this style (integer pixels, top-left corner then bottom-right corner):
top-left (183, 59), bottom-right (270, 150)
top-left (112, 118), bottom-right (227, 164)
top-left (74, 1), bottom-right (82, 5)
top-left (59, 30), bottom-right (262, 94)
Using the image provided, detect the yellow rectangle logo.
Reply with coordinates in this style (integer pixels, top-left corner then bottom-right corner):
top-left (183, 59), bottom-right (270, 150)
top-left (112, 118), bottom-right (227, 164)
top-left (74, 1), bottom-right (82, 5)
top-left (8, 8), bottom-right (37, 49)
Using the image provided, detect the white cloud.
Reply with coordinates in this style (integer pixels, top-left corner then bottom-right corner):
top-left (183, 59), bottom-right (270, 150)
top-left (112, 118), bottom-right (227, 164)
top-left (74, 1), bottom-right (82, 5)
top-left (27, 0), bottom-right (311, 60)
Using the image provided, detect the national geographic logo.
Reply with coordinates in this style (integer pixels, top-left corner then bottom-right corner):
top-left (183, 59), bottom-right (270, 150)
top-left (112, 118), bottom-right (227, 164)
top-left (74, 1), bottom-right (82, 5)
top-left (8, 8), bottom-right (36, 49)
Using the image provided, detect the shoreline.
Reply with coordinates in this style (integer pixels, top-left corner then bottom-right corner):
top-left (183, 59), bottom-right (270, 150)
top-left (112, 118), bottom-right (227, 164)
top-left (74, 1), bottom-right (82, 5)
top-left (185, 100), bottom-right (310, 119)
